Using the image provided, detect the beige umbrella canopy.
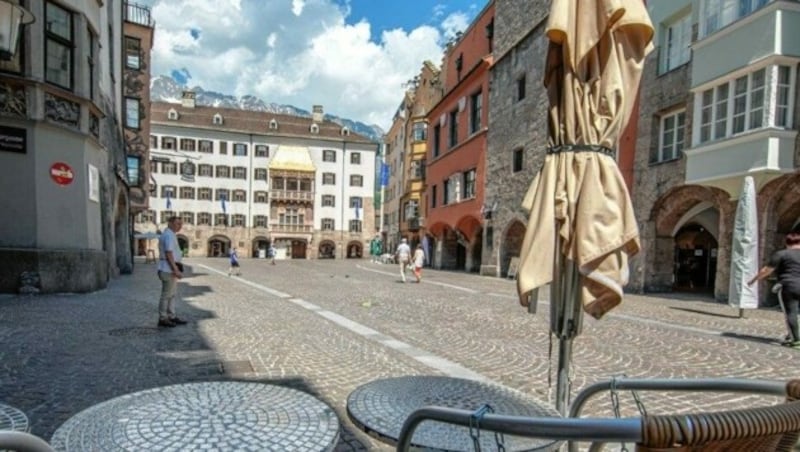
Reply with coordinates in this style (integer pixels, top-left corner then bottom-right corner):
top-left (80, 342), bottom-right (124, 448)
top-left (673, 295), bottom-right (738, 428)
top-left (516, 0), bottom-right (653, 413)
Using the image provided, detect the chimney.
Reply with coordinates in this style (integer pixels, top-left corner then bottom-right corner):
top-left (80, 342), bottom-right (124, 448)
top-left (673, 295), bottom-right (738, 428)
top-left (312, 105), bottom-right (323, 123)
top-left (181, 91), bottom-right (196, 109)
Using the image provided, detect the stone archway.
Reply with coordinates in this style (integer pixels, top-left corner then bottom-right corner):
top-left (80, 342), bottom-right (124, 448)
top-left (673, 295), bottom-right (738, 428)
top-left (673, 223), bottom-right (718, 293)
top-left (207, 235), bottom-right (231, 257)
top-left (346, 241), bottom-right (363, 258)
top-left (318, 240), bottom-right (336, 259)
top-left (501, 220), bottom-right (526, 277)
top-left (647, 185), bottom-right (730, 297)
top-left (177, 235), bottom-right (189, 257)
top-left (252, 236), bottom-right (269, 258)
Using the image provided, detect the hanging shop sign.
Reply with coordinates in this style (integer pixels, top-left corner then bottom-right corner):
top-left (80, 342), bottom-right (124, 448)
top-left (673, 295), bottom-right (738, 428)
top-left (0, 125), bottom-right (26, 154)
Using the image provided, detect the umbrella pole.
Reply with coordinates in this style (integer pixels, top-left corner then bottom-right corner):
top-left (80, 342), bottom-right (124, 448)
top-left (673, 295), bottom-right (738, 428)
top-left (552, 232), bottom-right (581, 416)
top-left (556, 337), bottom-right (573, 415)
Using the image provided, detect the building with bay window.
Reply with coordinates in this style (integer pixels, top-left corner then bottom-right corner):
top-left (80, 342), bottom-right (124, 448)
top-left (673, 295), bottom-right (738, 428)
top-left (135, 96), bottom-right (378, 260)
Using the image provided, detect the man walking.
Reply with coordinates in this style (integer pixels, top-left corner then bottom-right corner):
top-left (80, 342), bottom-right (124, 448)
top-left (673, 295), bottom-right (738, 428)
top-left (157, 216), bottom-right (188, 327)
top-left (396, 238), bottom-right (411, 283)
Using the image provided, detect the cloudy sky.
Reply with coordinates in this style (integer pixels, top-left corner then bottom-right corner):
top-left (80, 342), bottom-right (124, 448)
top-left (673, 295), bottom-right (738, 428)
top-left (138, 0), bottom-right (487, 130)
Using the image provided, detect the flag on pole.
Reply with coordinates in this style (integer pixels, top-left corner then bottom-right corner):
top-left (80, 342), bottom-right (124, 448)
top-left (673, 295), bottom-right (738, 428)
top-left (380, 163), bottom-right (389, 187)
top-left (166, 191), bottom-right (172, 209)
top-left (354, 198), bottom-right (361, 220)
top-left (221, 193), bottom-right (227, 214)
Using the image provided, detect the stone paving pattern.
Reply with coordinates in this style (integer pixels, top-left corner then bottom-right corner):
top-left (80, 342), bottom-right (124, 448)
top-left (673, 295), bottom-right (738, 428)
top-left (1, 257), bottom-right (799, 451)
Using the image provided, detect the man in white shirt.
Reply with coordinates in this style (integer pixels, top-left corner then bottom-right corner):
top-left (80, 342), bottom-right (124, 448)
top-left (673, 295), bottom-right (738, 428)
top-left (395, 238), bottom-right (411, 283)
top-left (157, 216), bottom-right (188, 327)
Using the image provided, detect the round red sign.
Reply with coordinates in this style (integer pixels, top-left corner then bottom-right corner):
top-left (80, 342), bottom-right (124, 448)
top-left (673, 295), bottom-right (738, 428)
top-left (50, 162), bottom-right (74, 186)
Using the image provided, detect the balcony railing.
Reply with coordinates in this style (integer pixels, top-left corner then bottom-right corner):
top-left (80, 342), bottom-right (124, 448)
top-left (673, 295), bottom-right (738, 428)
top-left (124, 2), bottom-right (154, 27)
top-left (270, 190), bottom-right (314, 202)
top-left (407, 217), bottom-right (424, 231)
top-left (269, 224), bottom-right (313, 233)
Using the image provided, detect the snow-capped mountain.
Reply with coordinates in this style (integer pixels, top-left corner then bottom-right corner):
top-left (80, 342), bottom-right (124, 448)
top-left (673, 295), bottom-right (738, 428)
top-left (149, 75), bottom-right (385, 142)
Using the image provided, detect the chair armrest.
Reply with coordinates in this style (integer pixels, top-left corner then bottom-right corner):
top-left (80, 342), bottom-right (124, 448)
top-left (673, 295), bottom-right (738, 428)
top-left (0, 431), bottom-right (55, 452)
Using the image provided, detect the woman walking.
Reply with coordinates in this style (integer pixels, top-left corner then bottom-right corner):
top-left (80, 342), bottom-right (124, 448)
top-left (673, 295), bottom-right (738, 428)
top-left (412, 244), bottom-right (425, 283)
top-left (749, 231), bottom-right (800, 346)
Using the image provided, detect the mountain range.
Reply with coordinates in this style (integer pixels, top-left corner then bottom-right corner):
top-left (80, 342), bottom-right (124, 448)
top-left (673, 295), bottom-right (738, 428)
top-left (149, 75), bottom-right (385, 142)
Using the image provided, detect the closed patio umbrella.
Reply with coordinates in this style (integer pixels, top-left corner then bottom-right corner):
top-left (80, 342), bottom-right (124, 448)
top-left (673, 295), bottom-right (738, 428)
top-left (516, 0), bottom-right (654, 415)
top-left (728, 176), bottom-right (759, 317)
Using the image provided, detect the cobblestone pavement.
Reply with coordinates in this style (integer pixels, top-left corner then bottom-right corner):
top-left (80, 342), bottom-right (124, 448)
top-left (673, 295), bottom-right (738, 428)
top-left (1, 257), bottom-right (798, 451)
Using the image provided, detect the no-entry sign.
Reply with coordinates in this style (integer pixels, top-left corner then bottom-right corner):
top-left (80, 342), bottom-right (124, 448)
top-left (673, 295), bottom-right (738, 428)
top-left (50, 162), bottom-right (74, 186)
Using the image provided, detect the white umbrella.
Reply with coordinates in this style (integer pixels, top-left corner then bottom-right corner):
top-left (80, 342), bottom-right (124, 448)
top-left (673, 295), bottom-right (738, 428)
top-left (728, 176), bottom-right (759, 317)
top-left (516, 0), bottom-right (654, 415)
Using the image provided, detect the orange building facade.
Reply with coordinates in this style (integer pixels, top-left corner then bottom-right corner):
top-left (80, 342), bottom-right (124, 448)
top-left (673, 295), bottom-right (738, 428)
top-left (424, 1), bottom-right (494, 271)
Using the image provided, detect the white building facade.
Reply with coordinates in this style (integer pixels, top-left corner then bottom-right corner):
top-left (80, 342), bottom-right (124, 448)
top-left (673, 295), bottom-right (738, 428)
top-left (135, 97), bottom-right (378, 260)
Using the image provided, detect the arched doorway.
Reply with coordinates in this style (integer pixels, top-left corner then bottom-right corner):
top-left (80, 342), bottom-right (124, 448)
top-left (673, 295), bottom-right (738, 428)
top-left (318, 240), bottom-right (336, 259)
top-left (469, 228), bottom-right (483, 273)
top-left (252, 236), bottom-right (269, 258)
top-left (177, 235), bottom-right (189, 257)
top-left (501, 220), bottom-right (526, 277)
top-left (346, 241), bottom-right (363, 258)
top-left (674, 223), bottom-right (718, 292)
top-left (208, 235), bottom-right (231, 257)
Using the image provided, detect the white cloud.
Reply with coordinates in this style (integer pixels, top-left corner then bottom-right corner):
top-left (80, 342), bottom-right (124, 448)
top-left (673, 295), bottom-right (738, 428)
top-left (143, 0), bottom-right (472, 130)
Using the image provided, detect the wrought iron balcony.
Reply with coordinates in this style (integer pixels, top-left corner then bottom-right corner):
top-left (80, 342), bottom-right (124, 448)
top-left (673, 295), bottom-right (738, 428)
top-left (124, 2), bottom-right (154, 27)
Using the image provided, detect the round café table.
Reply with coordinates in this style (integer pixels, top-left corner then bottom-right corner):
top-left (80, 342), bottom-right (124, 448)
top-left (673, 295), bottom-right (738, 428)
top-left (347, 375), bottom-right (561, 451)
top-left (50, 382), bottom-right (340, 451)
top-left (0, 403), bottom-right (29, 432)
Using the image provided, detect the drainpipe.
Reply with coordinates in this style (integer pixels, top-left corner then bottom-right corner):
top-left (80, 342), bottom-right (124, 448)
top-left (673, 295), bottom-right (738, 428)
top-left (341, 140), bottom-right (347, 259)
top-left (247, 133), bottom-right (254, 256)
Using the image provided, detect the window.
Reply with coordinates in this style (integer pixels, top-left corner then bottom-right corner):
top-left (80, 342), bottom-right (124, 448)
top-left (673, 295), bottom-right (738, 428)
top-left (323, 150), bottom-right (336, 162)
top-left (254, 191), bottom-right (268, 203)
top-left (198, 140), bottom-right (213, 153)
top-left (443, 180), bottom-right (450, 205)
top-left (271, 177), bottom-right (284, 190)
top-left (160, 185), bottom-right (176, 198)
top-left (215, 166), bottom-right (230, 178)
top-left (179, 139), bottom-right (195, 151)
top-left (150, 135), bottom-right (158, 149)
top-left (513, 148), bottom-right (524, 172)
top-left (180, 211), bottom-right (194, 225)
top-left (310, 124), bottom-right (319, 134)
top-left (517, 74), bottom-right (526, 101)
top-left (286, 178), bottom-right (299, 191)
top-left (696, 65), bottom-right (793, 144)
top-left (404, 200), bottom-right (419, 221)
top-left (125, 98), bottom-right (140, 129)
top-left (216, 189), bottom-right (230, 201)
top-left (431, 185), bottom-right (437, 208)
top-left (463, 169), bottom-right (476, 199)
top-left (126, 156), bottom-right (142, 186)
top-left (255, 145), bottom-right (269, 157)
top-left (350, 152), bottom-right (361, 164)
top-left (88, 29), bottom-right (96, 100)
top-left (179, 187), bottom-right (195, 199)
top-left (412, 122), bottom-right (427, 141)
top-left (233, 167), bottom-right (247, 180)
top-left (150, 160), bottom-right (159, 174)
top-left (197, 212), bottom-right (212, 225)
top-left (212, 113), bottom-right (223, 125)
top-left (349, 197), bottom-right (362, 208)
top-left (349, 220), bottom-right (362, 233)
top-left (322, 218), bottom-right (335, 231)
top-left (198, 187), bottom-right (212, 200)
top-left (323, 173), bottom-right (336, 185)
top-left (254, 215), bottom-right (268, 228)
top-left (45, 2), bottom-right (73, 89)
top-left (162, 162), bottom-right (177, 174)
top-left (446, 173), bottom-right (461, 204)
top-left (167, 109), bottom-right (179, 120)
top-left (214, 214), bottom-right (228, 226)
top-left (161, 137), bottom-right (176, 149)
top-left (655, 110), bottom-right (686, 163)
top-left (700, 0), bottom-right (770, 38)
top-left (219, 141), bottom-right (228, 155)
top-left (198, 164), bottom-right (213, 177)
top-left (138, 210), bottom-right (155, 223)
top-left (470, 91), bottom-right (482, 133)
top-left (233, 143), bottom-right (248, 156)
top-left (232, 190), bottom-right (246, 202)
top-left (433, 125), bottom-right (441, 157)
top-left (125, 36), bottom-right (140, 69)
top-left (350, 175), bottom-right (363, 187)
top-left (269, 119), bottom-right (278, 129)
top-left (300, 179), bottom-right (312, 191)
top-left (661, 13), bottom-right (691, 73)
top-left (280, 208), bottom-right (303, 225)
top-left (161, 211), bottom-right (176, 224)
top-left (254, 168), bottom-right (267, 180)
top-left (448, 109), bottom-right (458, 148)
top-left (410, 159), bottom-right (425, 179)
top-left (322, 195), bottom-right (335, 207)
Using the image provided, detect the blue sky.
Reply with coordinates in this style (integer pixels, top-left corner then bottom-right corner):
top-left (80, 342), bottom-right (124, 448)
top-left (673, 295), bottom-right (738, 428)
top-left (140, 0), bottom-right (486, 129)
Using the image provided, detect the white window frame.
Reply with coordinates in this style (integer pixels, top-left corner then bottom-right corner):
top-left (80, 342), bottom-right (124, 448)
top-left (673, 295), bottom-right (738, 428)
top-left (700, 0), bottom-right (771, 38)
top-left (694, 62), bottom-right (796, 145)
top-left (657, 109), bottom-right (686, 162)
top-left (660, 12), bottom-right (691, 73)
top-left (125, 98), bottom-right (140, 129)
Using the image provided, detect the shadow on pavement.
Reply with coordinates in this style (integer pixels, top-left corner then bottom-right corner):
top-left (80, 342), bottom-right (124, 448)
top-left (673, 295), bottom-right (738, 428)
top-left (720, 331), bottom-right (779, 345)
top-left (669, 306), bottom-right (742, 319)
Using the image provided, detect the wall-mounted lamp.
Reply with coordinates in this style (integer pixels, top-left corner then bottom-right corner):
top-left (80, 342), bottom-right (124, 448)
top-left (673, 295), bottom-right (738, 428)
top-left (0, 1), bottom-right (34, 61)
top-left (481, 199), bottom-right (498, 220)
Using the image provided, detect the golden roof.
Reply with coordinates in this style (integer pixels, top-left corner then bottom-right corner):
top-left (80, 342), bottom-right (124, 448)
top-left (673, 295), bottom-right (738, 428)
top-left (268, 145), bottom-right (316, 172)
